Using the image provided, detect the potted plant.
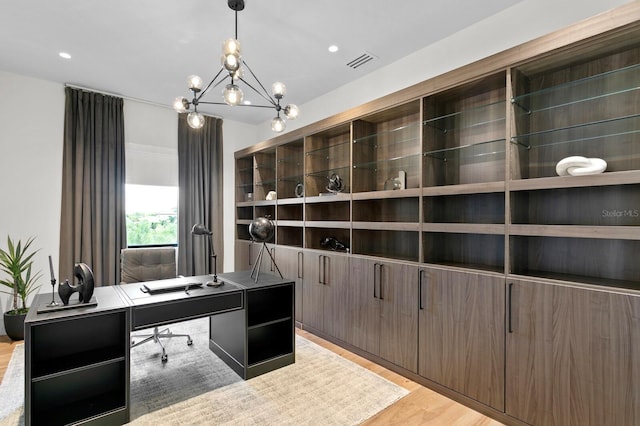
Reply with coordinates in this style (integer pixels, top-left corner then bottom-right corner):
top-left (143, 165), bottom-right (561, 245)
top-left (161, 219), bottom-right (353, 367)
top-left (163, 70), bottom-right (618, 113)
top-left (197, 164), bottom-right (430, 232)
top-left (0, 236), bottom-right (41, 340)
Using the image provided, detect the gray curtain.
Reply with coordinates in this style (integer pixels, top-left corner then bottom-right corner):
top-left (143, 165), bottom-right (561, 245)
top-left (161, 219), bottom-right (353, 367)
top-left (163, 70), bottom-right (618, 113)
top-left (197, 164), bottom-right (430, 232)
top-left (59, 87), bottom-right (126, 286)
top-left (177, 115), bottom-right (224, 276)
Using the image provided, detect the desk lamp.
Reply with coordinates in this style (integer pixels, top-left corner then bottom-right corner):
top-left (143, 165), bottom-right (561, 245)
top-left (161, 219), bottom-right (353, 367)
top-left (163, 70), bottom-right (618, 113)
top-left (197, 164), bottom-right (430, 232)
top-left (191, 223), bottom-right (222, 286)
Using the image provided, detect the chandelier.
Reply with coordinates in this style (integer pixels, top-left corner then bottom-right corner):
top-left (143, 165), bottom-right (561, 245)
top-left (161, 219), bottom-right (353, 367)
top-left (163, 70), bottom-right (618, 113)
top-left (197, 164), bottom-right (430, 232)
top-left (173, 0), bottom-right (299, 132)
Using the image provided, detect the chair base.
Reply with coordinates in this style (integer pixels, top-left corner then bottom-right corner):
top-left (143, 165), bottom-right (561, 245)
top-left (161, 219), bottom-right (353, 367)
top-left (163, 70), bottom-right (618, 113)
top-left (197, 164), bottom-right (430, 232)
top-left (131, 326), bottom-right (193, 363)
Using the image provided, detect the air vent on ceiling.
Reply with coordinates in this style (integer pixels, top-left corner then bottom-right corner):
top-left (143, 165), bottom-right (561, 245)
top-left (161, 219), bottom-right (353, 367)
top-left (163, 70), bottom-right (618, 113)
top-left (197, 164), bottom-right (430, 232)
top-left (346, 52), bottom-right (377, 69)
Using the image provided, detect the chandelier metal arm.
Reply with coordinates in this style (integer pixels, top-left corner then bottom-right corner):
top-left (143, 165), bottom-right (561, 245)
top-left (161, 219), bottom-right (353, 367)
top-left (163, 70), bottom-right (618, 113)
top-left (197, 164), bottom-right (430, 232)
top-left (238, 77), bottom-right (278, 108)
top-left (241, 61), bottom-right (278, 106)
top-left (197, 69), bottom-right (228, 102)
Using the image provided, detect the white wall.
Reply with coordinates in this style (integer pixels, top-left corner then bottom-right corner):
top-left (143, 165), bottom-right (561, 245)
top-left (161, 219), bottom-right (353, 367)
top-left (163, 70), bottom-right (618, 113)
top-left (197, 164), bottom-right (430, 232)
top-left (255, 0), bottom-right (632, 141)
top-left (0, 71), bottom-right (65, 334)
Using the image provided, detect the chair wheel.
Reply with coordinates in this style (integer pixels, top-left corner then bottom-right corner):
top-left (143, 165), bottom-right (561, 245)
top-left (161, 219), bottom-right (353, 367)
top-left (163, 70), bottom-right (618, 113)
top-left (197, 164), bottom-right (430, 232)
top-left (161, 354), bottom-right (168, 362)
top-left (187, 338), bottom-right (193, 346)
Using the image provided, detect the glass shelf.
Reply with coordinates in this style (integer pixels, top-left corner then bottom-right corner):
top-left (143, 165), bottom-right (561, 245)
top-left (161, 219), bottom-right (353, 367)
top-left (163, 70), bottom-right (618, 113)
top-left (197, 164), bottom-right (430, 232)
top-left (353, 153), bottom-right (421, 171)
top-left (511, 113), bottom-right (640, 149)
top-left (423, 100), bottom-right (506, 133)
top-left (512, 63), bottom-right (640, 114)
top-left (352, 122), bottom-right (420, 146)
top-left (306, 166), bottom-right (351, 179)
top-left (236, 182), bottom-right (253, 188)
top-left (305, 140), bottom-right (350, 158)
top-left (423, 138), bottom-right (506, 161)
top-left (255, 180), bottom-right (276, 187)
top-left (278, 175), bottom-right (304, 183)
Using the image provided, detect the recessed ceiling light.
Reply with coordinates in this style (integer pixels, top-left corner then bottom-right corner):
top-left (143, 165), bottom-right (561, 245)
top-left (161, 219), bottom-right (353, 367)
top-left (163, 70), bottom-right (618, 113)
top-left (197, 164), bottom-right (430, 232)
top-left (328, 45), bottom-right (339, 53)
top-left (243, 100), bottom-right (252, 105)
top-left (59, 52), bottom-right (71, 59)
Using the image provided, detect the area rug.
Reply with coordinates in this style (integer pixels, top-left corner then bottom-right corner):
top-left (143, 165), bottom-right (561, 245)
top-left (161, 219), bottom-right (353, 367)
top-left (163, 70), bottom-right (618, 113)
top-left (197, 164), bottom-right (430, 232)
top-left (0, 318), bottom-right (408, 425)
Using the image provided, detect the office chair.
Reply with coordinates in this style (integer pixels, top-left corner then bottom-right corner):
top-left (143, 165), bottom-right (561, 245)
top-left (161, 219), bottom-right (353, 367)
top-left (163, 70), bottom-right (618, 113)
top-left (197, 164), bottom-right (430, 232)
top-left (120, 247), bottom-right (193, 363)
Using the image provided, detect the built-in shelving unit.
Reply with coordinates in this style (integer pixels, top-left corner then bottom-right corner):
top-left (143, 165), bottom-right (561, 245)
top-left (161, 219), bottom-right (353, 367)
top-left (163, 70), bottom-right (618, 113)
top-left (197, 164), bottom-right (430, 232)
top-left (235, 7), bottom-right (640, 425)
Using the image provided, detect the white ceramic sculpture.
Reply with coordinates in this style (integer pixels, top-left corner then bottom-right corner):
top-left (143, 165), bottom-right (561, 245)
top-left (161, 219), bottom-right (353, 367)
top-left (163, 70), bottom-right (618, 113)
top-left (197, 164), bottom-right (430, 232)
top-left (556, 156), bottom-right (607, 176)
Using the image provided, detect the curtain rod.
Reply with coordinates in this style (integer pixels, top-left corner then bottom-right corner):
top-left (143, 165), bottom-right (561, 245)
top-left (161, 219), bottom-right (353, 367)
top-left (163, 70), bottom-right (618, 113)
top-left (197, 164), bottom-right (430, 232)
top-left (63, 83), bottom-right (223, 119)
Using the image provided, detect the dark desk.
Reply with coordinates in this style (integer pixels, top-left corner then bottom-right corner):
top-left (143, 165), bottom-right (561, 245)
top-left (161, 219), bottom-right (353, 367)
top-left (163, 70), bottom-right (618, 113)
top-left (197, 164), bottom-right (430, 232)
top-left (24, 271), bottom-right (294, 426)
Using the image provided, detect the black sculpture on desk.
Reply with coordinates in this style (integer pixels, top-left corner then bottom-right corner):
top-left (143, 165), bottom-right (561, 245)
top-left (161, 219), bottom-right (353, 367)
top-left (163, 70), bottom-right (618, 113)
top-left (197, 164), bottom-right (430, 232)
top-left (58, 263), bottom-right (95, 305)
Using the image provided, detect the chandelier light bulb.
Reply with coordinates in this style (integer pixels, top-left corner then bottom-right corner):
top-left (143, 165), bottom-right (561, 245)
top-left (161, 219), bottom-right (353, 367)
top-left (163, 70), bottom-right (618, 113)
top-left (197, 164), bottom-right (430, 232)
top-left (271, 82), bottom-right (287, 98)
top-left (271, 116), bottom-right (286, 132)
top-left (222, 38), bottom-right (241, 56)
top-left (187, 111), bottom-right (205, 129)
top-left (223, 83), bottom-right (244, 106)
top-left (187, 75), bottom-right (203, 91)
top-left (222, 53), bottom-right (241, 72)
top-left (231, 66), bottom-right (245, 80)
top-left (173, 97), bottom-right (189, 113)
top-left (284, 104), bottom-right (299, 120)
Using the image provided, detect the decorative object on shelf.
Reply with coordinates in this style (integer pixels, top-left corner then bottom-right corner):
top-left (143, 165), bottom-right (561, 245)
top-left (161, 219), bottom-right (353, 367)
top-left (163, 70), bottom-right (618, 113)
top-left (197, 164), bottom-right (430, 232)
top-left (384, 170), bottom-right (407, 190)
top-left (295, 183), bottom-right (304, 198)
top-left (249, 216), bottom-right (283, 281)
top-left (320, 236), bottom-right (349, 252)
top-left (326, 173), bottom-right (344, 193)
top-left (0, 236), bottom-right (42, 340)
top-left (46, 255), bottom-right (60, 308)
top-left (173, 0), bottom-right (299, 132)
top-left (266, 190), bottom-right (277, 200)
top-left (556, 156), bottom-right (607, 176)
top-left (246, 192), bottom-right (253, 201)
top-left (58, 263), bottom-right (96, 306)
top-left (191, 223), bottom-right (223, 287)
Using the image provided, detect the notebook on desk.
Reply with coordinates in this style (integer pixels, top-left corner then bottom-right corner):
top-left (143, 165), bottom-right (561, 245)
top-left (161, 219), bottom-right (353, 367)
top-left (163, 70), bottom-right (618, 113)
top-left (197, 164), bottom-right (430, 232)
top-left (140, 281), bottom-right (203, 294)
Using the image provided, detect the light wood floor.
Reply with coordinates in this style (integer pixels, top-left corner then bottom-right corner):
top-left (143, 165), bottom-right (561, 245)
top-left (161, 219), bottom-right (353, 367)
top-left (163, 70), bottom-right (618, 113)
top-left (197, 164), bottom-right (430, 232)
top-left (0, 331), bottom-right (503, 425)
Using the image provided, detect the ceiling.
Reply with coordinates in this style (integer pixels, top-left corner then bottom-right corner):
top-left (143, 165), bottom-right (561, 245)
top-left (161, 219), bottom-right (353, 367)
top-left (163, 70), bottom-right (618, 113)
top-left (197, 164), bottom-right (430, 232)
top-left (0, 0), bottom-right (521, 125)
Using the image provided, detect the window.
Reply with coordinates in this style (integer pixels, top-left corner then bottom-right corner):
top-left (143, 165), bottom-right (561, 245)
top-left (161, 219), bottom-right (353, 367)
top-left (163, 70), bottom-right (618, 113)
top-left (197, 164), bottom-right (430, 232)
top-left (125, 184), bottom-right (178, 246)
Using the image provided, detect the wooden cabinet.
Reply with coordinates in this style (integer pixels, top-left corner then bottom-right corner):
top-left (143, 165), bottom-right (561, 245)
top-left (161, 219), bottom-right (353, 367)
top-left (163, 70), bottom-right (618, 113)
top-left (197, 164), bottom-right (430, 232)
top-left (506, 278), bottom-right (640, 425)
top-left (349, 257), bottom-right (419, 372)
top-left (302, 250), bottom-right (349, 341)
top-left (275, 245), bottom-right (304, 323)
top-left (234, 7), bottom-right (640, 425)
top-left (418, 267), bottom-right (505, 410)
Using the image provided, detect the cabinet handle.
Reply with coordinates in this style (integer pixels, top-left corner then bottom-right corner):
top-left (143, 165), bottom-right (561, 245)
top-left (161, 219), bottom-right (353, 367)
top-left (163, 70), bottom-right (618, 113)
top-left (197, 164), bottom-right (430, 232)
top-left (418, 270), bottom-right (425, 310)
top-left (297, 252), bottom-right (303, 279)
top-left (318, 255), bottom-right (323, 284)
top-left (508, 282), bottom-right (513, 333)
top-left (373, 263), bottom-right (379, 299)
top-left (323, 256), bottom-right (329, 285)
top-left (379, 264), bottom-right (384, 300)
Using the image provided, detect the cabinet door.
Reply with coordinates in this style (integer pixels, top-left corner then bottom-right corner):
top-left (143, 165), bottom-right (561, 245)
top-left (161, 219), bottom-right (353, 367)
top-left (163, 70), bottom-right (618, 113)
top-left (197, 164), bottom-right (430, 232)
top-left (235, 240), bottom-right (252, 271)
top-left (379, 262), bottom-right (419, 373)
top-left (506, 279), bottom-right (640, 426)
top-left (347, 257), bottom-right (381, 354)
top-left (302, 251), bottom-right (324, 331)
top-left (419, 268), bottom-right (505, 410)
top-left (321, 253), bottom-right (350, 341)
top-left (250, 242), bottom-right (274, 274)
top-left (275, 246), bottom-right (304, 322)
